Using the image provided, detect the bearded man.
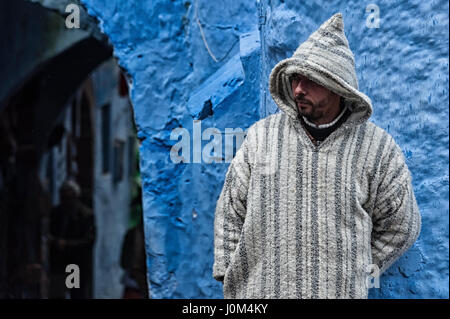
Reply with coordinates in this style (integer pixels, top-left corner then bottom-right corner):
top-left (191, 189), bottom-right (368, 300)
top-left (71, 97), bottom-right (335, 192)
top-left (213, 13), bottom-right (421, 299)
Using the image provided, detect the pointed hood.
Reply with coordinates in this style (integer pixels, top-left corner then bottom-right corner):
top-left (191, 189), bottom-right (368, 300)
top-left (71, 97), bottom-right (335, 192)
top-left (269, 13), bottom-right (372, 127)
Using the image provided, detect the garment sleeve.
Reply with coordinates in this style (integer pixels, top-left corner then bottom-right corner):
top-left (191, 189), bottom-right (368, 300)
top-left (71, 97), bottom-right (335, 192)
top-left (213, 125), bottom-right (254, 282)
top-left (370, 141), bottom-right (422, 275)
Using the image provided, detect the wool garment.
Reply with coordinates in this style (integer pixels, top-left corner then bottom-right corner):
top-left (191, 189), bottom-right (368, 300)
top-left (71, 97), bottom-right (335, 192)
top-left (213, 13), bottom-right (421, 299)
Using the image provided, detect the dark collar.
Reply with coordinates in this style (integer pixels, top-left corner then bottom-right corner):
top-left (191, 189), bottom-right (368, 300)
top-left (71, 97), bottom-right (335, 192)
top-left (299, 102), bottom-right (351, 142)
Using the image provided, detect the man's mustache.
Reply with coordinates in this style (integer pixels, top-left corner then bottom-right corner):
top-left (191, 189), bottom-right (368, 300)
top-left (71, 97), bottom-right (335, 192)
top-left (294, 95), bottom-right (312, 105)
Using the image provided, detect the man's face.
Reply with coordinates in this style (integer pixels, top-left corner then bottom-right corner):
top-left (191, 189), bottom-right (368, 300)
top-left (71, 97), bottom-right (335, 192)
top-left (290, 73), bottom-right (340, 123)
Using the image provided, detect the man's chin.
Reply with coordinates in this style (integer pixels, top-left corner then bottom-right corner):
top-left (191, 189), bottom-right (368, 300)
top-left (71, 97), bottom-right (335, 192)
top-left (298, 109), bottom-right (312, 118)
top-left (299, 112), bottom-right (320, 123)
top-left (297, 102), bottom-right (315, 114)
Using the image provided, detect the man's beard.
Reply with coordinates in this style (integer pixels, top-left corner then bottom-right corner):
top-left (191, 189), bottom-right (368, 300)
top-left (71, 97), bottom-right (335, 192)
top-left (294, 95), bottom-right (325, 122)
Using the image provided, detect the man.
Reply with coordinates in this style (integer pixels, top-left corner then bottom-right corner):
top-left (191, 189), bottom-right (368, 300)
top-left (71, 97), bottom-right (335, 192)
top-left (213, 13), bottom-right (421, 299)
top-left (120, 216), bottom-right (148, 299)
top-left (49, 180), bottom-right (96, 298)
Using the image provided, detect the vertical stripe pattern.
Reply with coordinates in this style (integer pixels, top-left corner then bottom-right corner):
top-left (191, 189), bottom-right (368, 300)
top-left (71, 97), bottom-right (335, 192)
top-left (213, 113), bottom-right (421, 299)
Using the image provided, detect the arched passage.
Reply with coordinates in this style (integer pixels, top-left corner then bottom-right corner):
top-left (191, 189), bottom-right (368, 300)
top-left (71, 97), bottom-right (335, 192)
top-left (0, 0), bottom-right (143, 298)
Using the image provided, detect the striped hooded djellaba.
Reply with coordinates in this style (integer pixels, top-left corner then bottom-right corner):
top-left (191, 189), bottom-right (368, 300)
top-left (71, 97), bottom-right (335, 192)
top-left (213, 13), bottom-right (421, 299)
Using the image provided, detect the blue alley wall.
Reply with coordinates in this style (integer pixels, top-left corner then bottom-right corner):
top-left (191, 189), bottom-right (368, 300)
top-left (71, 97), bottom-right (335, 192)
top-left (80, 0), bottom-right (449, 298)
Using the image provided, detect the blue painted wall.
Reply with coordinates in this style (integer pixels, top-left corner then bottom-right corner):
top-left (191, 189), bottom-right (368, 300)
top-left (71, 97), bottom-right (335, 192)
top-left (80, 0), bottom-right (449, 298)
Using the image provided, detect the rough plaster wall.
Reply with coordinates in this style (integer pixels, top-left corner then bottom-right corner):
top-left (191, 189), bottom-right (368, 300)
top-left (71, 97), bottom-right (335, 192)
top-left (80, 0), bottom-right (448, 298)
top-left (262, 0), bottom-right (448, 299)
top-left (92, 59), bottom-right (131, 298)
top-left (80, 0), bottom-right (259, 298)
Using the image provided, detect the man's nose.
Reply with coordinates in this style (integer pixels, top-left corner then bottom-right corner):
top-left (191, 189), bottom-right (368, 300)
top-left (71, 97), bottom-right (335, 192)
top-left (293, 80), bottom-right (307, 95)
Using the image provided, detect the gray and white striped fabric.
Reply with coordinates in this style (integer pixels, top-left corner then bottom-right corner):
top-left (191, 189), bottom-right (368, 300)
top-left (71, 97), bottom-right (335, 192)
top-left (213, 13), bottom-right (421, 299)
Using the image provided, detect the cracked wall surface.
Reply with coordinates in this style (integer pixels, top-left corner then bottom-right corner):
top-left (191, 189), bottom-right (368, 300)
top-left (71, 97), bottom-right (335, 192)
top-left (80, 0), bottom-right (448, 298)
